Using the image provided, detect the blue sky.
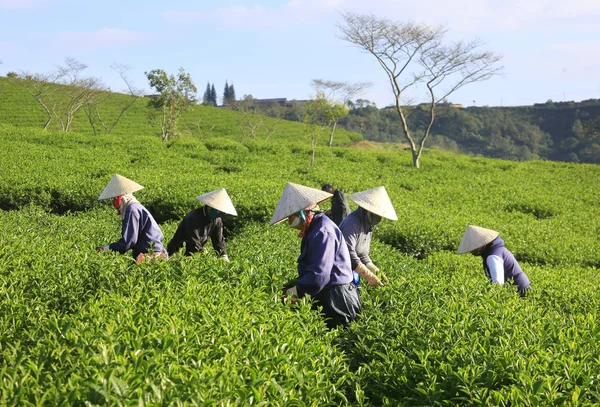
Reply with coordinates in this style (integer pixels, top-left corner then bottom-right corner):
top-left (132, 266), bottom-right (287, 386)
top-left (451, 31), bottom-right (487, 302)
top-left (1, 0), bottom-right (599, 107)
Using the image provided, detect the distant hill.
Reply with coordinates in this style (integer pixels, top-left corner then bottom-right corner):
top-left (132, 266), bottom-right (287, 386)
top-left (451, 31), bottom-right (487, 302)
top-left (338, 99), bottom-right (600, 163)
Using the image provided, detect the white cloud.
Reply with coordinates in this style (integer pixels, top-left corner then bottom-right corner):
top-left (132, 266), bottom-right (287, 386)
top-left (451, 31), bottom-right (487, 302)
top-left (337, 0), bottom-right (600, 35)
top-left (0, 0), bottom-right (45, 10)
top-left (165, 0), bottom-right (346, 28)
top-left (50, 28), bottom-right (146, 51)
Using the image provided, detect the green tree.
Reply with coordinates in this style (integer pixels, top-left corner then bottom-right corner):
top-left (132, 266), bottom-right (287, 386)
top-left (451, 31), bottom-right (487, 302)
top-left (210, 83), bottom-right (217, 106)
top-left (223, 81), bottom-right (236, 106)
top-left (223, 81), bottom-right (231, 105)
top-left (228, 83), bottom-right (236, 103)
top-left (145, 67), bottom-right (197, 141)
top-left (202, 82), bottom-right (212, 106)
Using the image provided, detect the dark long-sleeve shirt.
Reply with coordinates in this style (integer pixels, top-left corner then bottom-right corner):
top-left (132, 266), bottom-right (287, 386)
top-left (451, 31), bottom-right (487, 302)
top-left (167, 207), bottom-right (226, 256)
top-left (339, 207), bottom-right (372, 270)
top-left (296, 214), bottom-right (353, 297)
top-left (109, 202), bottom-right (165, 258)
top-left (330, 189), bottom-right (351, 226)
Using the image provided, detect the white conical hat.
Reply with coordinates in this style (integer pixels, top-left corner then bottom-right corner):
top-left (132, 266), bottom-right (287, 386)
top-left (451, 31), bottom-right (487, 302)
top-left (98, 174), bottom-right (144, 200)
top-left (348, 186), bottom-right (398, 221)
top-left (197, 188), bottom-right (237, 216)
top-left (456, 225), bottom-right (499, 254)
top-left (270, 183), bottom-right (333, 225)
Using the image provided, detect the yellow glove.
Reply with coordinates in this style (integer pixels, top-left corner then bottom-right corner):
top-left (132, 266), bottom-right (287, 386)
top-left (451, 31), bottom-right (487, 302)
top-left (367, 263), bottom-right (389, 284)
top-left (355, 263), bottom-right (383, 287)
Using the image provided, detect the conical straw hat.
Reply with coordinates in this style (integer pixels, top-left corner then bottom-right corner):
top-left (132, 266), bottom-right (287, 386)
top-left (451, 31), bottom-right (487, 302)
top-left (456, 225), bottom-right (499, 254)
top-left (98, 174), bottom-right (144, 200)
top-left (348, 186), bottom-right (398, 221)
top-left (270, 183), bottom-right (333, 225)
top-left (197, 188), bottom-right (237, 216)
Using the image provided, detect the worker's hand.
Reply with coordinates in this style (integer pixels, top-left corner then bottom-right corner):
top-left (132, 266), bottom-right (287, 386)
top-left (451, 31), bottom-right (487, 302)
top-left (367, 263), bottom-right (389, 284)
top-left (282, 285), bottom-right (299, 305)
top-left (219, 255), bottom-right (230, 262)
top-left (96, 245), bottom-right (109, 252)
top-left (355, 263), bottom-right (383, 287)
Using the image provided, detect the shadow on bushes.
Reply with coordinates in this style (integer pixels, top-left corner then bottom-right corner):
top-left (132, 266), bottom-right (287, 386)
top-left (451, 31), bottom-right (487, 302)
top-left (505, 202), bottom-right (556, 219)
top-left (378, 229), bottom-right (455, 260)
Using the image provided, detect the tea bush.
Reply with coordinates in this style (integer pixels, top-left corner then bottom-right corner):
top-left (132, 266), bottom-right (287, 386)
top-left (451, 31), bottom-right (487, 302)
top-left (1, 123), bottom-right (600, 405)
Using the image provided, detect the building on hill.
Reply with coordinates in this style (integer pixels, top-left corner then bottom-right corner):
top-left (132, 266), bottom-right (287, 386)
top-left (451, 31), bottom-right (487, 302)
top-left (253, 98), bottom-right (288, 106)
top-left (253, 98), bottom-right (311, 107)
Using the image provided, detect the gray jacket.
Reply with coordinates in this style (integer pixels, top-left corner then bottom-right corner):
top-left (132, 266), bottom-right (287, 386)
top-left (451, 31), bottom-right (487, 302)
top-left (339, 207), bottom-right (373, 270)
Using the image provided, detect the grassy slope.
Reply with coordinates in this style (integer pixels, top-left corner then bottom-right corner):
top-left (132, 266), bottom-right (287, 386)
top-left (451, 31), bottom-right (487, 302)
top-left (0, 76), bottom-right (361, 146)
top-left (1, 82), bottom-right (600, 404)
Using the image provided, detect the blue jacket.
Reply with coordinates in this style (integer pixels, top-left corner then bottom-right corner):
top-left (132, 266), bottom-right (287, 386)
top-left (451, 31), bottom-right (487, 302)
top-left (109, 202), bottom-right (165, 258)
top-left (482, 236), bottom-right (530, 291)
top-left (296, 214), bottom-right (353, 297)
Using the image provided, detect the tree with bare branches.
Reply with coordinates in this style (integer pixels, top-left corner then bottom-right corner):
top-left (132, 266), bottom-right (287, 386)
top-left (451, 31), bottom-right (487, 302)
top-left (52, 58), bottom-right (106, 132)
top-left (303, 91), bottom-right (336, 166)
top-left (311, 79), bottom-right (370, 147)
top-left (338, 12), bottom-right (502, 168)
top-left (10, 71), bottom-right (59, 129)
top-left (83, 63), bottom-right (143, 136)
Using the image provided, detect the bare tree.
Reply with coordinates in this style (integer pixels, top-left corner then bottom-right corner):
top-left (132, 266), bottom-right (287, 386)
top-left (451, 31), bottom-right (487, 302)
top-left (10, 72), bottom-right (60, 129)
top-left (233, 96), bottom-right (266, 141)
top-left (184, 117), bottom-right (216, 138)
top-left (303, 91), bottom-right (335, 166)
top-left (83, 63), bottom-right (143, 136)
top-left (49, 58), bottom-right (106, 131)
top-left (260, 102), bottom-right (286, 141)
top-left (338, 12), bottom-right (502, 167)
top-left (311, 79), bottom-right (370, 146)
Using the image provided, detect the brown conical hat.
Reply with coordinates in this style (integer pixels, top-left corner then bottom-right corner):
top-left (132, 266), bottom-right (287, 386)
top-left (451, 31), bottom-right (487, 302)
top-left (270, 182), bottom-right (333, 225)
top-left (348, 186), bottom-right (398, 221)
top-left (197, 188), bottom-right (237, 216)
top-left (98, 174), bottom-right (144, 200)
top-left (456, 225), bottom-right (499, 254)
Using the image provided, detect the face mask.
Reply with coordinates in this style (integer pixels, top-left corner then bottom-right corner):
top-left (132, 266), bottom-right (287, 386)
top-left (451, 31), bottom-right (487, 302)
top-left (208, 207), bottom-right (221, 221)
top-left (288, 210), bottom-right (306, 228)
top-left (368, 212), bottom-right (382, 226)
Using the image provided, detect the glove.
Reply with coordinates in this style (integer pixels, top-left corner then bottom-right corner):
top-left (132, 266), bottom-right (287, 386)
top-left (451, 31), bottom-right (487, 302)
top-left (96, 245), bottom-right (110, 252)
top-left (219, 255), bottom-right (230, 262)
top-left (366, 263), bottom-right (389, 284)
top-left (355, 263), bottom-right (383, 287)
top-left (282, 285), bottom-right (299, 304)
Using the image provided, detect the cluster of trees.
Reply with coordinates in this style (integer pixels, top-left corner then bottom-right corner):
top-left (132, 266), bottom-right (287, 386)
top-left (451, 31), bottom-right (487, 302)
top-left (202, 83), bottom-right (217, 106)
top-left (201, 81), bottom-right (236, 107)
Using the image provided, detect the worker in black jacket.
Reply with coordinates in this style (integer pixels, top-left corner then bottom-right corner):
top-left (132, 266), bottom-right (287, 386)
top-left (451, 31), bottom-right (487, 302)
top-left (167, 188), bottom-right (237, 261)
top-left (322, 183), bottom-right (351, 226)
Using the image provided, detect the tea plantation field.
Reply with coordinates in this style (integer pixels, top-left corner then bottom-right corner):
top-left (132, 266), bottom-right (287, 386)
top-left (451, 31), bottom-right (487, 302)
top-left (1, 122), bottom-right (600, 405)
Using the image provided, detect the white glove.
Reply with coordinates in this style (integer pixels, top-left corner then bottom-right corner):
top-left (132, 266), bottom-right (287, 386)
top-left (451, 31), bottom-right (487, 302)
top-left (97, 245), bottom-right (110, 252)
top-left (219, 255), bottom-right (230, 262)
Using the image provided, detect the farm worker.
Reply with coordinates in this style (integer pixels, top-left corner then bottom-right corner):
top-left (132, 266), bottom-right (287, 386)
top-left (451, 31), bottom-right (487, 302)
top-left (321, 183), bottom-right (351, 226)
top-left (339, 186), bottom-right (397, 287)
top-left (97, 174), bottom-right (167, 263)
top-left (270, 182), bottom-right (361, 329)
top-left (167, 188), bottom-right (237, 261)
top-left (457, 225), bottom-right (531, 296)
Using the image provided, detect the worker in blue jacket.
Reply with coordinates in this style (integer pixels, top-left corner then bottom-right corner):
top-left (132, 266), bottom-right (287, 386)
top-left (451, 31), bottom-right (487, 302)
top-left (270, 182), bottom-right (361, 329)
top-left (97, 174), bottom-right (167, 263)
